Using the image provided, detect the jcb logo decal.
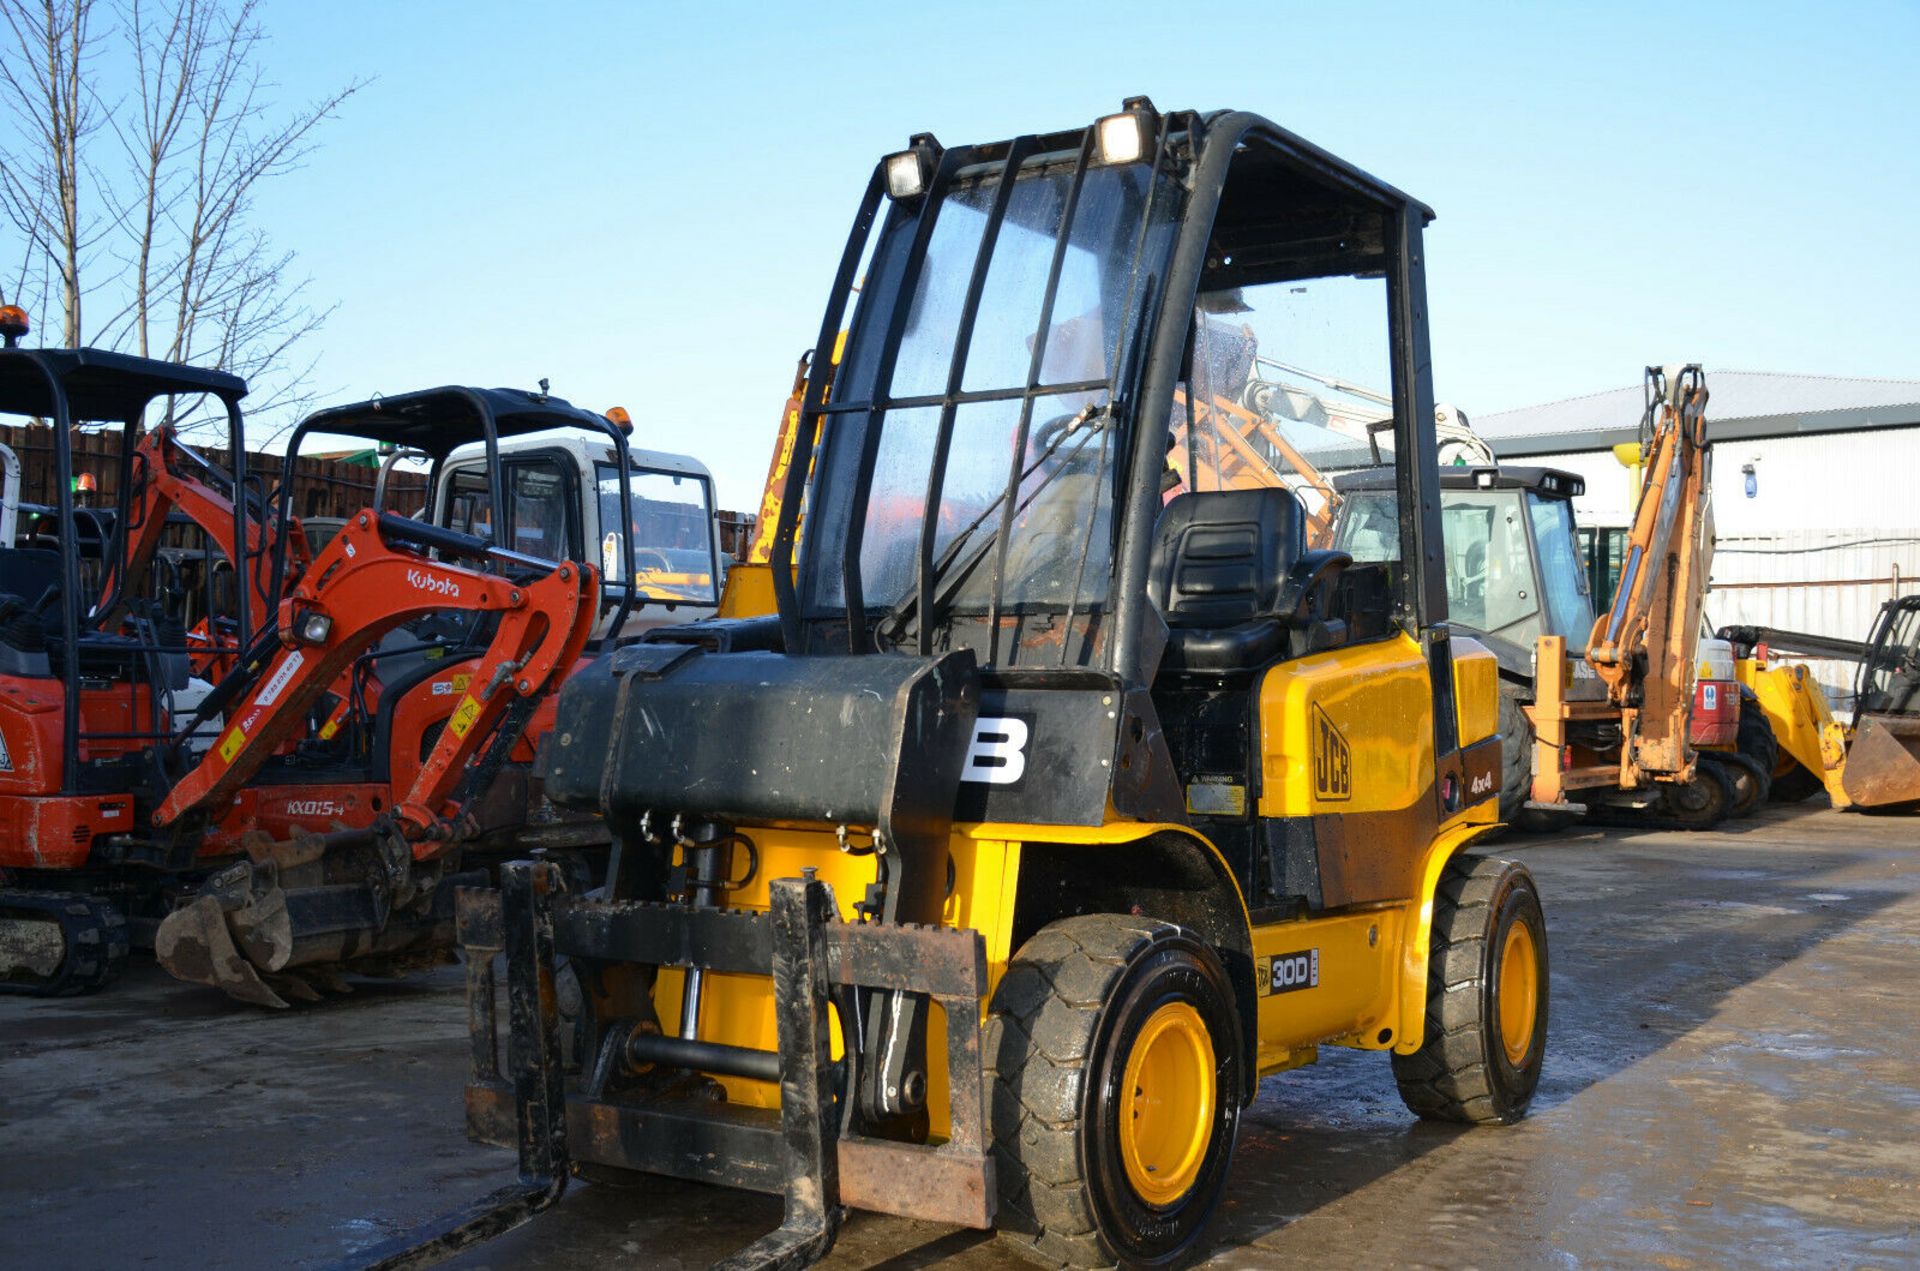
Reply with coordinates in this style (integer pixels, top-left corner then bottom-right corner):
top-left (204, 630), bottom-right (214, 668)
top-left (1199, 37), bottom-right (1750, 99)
top-left (1312, 704), bottom-right (1350, 802)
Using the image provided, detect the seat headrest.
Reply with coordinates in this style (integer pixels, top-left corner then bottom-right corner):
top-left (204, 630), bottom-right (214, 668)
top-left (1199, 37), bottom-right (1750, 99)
top-left (1150, 487), bottom-right (1305, 629)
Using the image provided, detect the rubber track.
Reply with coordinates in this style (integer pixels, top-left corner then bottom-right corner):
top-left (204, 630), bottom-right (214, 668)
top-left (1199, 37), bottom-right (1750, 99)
top-left (0, 891), bottom-right (130, 996)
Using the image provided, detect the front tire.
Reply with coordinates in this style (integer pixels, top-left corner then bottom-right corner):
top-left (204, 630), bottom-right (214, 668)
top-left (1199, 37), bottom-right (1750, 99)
top-left (986, 914), bottom-right (1242, 1269)
top-left (1392, 854), bottom-right (1548, 1125)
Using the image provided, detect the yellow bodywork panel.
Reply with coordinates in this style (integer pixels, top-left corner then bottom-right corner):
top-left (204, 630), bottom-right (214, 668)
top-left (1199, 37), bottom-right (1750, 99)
top-left (671, 633), bottom-right (1498, 1122)
top-left (1452, 636), bottom-right (1500, 747)
top-left (658, 826), bottom-right (1021, 1133)
top-left (1257, 632), bottom-right (1436, 817)
top-left (715, 560), bottom-right (778, 619)
top-left (1736, 659), bottom-right (1851, 805)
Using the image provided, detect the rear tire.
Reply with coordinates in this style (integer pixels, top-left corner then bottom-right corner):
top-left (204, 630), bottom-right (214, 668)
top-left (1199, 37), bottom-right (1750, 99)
top-left (1392, 854), bottom-right (1548, 1125)
top-left (987, 914), bottom-right (1242, 1269)
top-left (1495, 681), bottom-right (1535, 828)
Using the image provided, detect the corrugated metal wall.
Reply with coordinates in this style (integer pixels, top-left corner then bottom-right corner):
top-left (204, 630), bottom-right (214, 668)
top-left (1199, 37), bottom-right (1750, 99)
top-left (1710, 529), bottom-right (1918, 705)
top-left (1518, 425), bottom-right (1920, 533)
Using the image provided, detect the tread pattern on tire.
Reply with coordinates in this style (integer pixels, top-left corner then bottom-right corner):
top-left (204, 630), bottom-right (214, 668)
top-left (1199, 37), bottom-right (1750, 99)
top-left (985, 913), bottom-right (1169, 1269)
top-left (1736, 684), bottom-right (1780, 773)
top-left (1390, 854), bottom-right (1536, 1125)
top-left (1496, 682), bottom-right (1534, 827)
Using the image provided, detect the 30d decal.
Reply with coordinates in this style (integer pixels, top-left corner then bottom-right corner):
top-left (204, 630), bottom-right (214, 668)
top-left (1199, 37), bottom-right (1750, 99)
top-left (1266, 948), bottom-right (1320, 995)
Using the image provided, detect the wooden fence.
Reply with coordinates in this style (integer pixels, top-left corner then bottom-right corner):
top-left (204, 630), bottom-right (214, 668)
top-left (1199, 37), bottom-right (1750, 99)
top-left (0, 422), bottom-right (429, 523)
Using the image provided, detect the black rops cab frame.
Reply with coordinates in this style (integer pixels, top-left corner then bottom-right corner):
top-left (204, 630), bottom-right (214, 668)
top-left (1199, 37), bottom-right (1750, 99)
top-left (366, 100), bottom-right (1496, 1271)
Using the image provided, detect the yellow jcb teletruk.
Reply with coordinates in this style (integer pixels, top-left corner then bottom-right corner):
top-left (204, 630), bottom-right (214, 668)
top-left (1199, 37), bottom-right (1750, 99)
top-left (370, 99), bottom-right (1549, 1271)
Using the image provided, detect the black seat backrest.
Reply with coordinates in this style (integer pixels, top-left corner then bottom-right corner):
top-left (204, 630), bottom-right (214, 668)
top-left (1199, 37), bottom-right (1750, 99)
top-left (1150, 488), bottom-right (1306, 629)
top-left (0, 547), bottom-right (64, 607)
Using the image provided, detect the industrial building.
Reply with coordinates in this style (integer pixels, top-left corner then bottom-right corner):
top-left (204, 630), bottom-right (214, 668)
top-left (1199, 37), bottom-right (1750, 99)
top-left (1479, 372), bottom-right (1920, 701)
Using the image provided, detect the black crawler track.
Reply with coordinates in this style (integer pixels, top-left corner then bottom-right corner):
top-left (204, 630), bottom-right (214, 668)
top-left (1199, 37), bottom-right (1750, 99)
top-left (0, 890), bottom-right (130, 995)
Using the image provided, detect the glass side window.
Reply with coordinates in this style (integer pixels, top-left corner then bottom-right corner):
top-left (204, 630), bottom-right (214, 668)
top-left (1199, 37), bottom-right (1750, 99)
top-left (1331, 490), bottom-right (1400, 564)
top-left (595, 464), bottom-right (720, 605)
top-left (442, 457), bottom-right (574, 562)
top-left (445, 471), bottom-right (492, 540)
top-left (1527, 494), bottom-right (1596, 644)
top-left (1440, 493), bottom-right (1536, 634)
top-left (1169, 276), bottom-right (1392, 559)
top-left (508, 462), bottom-right (572, 561)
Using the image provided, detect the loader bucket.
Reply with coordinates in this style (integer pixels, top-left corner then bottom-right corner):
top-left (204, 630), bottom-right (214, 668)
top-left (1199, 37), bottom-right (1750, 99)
top-left (1840, 714), bottom-right (1920, 810)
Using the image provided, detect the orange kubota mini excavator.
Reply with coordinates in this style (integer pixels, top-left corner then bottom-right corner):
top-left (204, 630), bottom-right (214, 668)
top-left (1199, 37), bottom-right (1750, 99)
top-left (147, 385), bottom-right (642, 1007)
top-left (0, 325), bottom-right (627, 1002)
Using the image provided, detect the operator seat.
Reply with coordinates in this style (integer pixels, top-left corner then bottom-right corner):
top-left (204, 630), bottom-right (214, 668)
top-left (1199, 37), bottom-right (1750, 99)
top-left (1149, 487), bottom-right (1349, 673)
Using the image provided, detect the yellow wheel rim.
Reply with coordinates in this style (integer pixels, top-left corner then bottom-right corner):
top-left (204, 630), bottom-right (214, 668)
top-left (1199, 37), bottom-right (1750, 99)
top-left (1496, 921), bottom-right (1539, 1067)
top-left (1118, 1001), bottom-right (1216, 1207)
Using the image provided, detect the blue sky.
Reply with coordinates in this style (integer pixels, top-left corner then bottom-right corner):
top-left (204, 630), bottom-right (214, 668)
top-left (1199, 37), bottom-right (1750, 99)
top-left (240, 0), bottom-right (1920, 509)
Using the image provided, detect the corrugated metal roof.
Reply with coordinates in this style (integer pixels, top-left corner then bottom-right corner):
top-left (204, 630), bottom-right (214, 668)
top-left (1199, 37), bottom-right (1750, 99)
top-left (1478, 371), bottom-right (1920, 455)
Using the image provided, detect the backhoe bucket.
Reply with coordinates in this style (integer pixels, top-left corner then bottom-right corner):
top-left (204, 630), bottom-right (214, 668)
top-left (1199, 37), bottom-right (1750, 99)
top-left (1841, 714), bottom-right (1920, 810)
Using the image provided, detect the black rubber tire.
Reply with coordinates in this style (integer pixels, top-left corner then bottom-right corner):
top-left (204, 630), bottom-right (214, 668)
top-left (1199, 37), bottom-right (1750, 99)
top-left (1391, 854), bottom-right (1548, 1125)
top-left (1769, 761), bottom-right (1826, 803)
top-left (1658, 760), bottom-right (1734, 830)
top-left (986, 914), bottom-right (1242, 1269)
top-left (1736, 685), bottom-right (1780, 776)
top-left (1702, 749), bottom-right (1768, 817)
top-left (1496, 682), bottom-right (1535, 827)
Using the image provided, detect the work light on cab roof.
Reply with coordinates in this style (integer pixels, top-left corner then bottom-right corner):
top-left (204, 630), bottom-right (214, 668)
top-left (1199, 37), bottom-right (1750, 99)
top-left (1093, 95), bottom-right (1161, 165)
top-left (882, 134), bottom-right (941, 201)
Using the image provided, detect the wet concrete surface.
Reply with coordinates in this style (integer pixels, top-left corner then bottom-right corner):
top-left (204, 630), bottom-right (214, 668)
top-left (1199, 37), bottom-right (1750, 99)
top-left (2, 803), bottom-right (1917, 1269)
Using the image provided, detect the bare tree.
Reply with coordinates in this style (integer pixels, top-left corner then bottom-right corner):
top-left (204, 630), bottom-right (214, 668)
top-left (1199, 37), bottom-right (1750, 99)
top-left (0, 0), bottom-right (99, 345)
top-left (0, 0), bottom-right (363, 437)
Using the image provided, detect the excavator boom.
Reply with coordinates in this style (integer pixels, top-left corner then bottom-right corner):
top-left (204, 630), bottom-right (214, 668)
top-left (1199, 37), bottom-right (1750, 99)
top-left (97, 424), bottom-right (310, 633)
top-left (153, 511), bottom-right (597, 843)
top-left (1585, 365), bottom-right (1713, 780)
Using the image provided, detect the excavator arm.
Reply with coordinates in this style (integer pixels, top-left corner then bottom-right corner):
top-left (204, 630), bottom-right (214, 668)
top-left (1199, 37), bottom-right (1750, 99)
top-left (1584, 365), bottom-right (1713, 780)
top-left (1170, 390), bottom-right (1343, 546)
top-left (152, 509), bottom-right (598, 851)
top-left (97, 424), bottom-right (310, 630)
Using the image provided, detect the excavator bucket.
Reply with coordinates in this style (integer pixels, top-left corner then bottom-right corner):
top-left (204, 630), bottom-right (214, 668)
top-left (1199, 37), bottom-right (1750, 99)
top-left (154, 892), bottom-right (294, 1009)
top-left (1840, 714), bottom-right (1920, 810)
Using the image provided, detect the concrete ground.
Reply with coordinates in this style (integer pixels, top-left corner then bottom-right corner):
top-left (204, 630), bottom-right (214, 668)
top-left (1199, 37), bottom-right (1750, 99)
top-left (2, 803), bottom-right (1917, 1270)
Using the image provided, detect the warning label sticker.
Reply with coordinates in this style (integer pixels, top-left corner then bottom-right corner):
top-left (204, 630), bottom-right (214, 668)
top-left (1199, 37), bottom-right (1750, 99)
top-left (218, 725), bottom-right (247, 764)
top-left (447, 694), bottom-right (482, 740)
